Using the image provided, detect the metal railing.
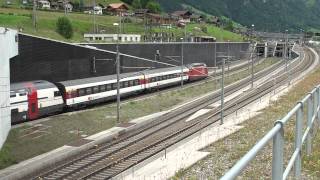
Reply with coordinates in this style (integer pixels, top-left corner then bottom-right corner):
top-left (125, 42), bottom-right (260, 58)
top-left (221, 85), bottom-right (320, 180)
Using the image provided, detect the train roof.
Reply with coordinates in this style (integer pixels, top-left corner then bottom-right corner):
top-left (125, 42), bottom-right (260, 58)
top-left (141, 66), bottom-right (187, 75)
top-left (57, 66), bottom-right (185, 87)
top-left (57, 71), bottom-right (144, 87)
top-left (11, 80), bottom-right (57, 91)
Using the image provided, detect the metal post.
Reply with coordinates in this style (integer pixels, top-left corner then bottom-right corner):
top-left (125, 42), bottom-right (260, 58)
top-left (307, 94), bottom-right (313, 155)
top-left (32, 0), bottom-right (36, 30)
top-left (272, 122), bottom-right (284, 180)
top-left (93, 0), bottom-right (96, 33)
top-left (295, 105), bottom-right (303, 178)
top-left (181, 38), bottom-right (184, 88)
top-left (285, 30), bottom-right (288, 85)
top-left (115, 16), bottom-right (121, 124)
top-left (220, 58), bottom-right (225, 125)
top-left (251, 44), bottom-right (254, 88)
top-left (288, 48), bottom-right (291, 85)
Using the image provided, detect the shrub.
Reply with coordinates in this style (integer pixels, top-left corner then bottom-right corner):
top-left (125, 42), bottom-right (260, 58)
top-left (56, 16), bottom-right (73, 39)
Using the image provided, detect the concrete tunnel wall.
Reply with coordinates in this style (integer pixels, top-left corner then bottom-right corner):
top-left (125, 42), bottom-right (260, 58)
top-left (11, 34), bottom-right (250, 83)
top-left (0, 28), bottom-right (18, 149)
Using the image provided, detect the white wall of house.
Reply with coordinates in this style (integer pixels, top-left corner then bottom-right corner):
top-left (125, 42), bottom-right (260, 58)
top-left (38, 0), bottom-right (50, 9)
top-left (84, 33), bottom-right (141, 42)
top-left (0, 28), bottom-right (18, 149)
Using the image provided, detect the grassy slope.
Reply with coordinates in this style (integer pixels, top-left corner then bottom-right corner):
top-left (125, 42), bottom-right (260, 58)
top-left (0, 7), bottom-right (243, 42)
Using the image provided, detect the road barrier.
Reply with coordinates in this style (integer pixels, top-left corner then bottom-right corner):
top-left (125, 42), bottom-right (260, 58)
top-left (221, 85), bottom-right (320, 180)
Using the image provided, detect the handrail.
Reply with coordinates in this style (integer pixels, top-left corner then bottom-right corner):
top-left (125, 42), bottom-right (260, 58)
top-left (221, 85), bottom-right (320, 180)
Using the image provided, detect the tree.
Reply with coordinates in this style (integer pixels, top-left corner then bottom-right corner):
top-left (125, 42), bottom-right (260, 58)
top-left (132, 0), bottom-right (142, 9)
top-left (224, 19), bottom-right (234, 31)
top-left (56, 17), bottom-right (73, 39)
top-left (146, 0), bottom-right (161, 13)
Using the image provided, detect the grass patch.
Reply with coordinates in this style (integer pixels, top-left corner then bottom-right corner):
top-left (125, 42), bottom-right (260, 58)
top-left (175, 53), bottom-right (320, 179)
top-left (0, 7), bottom-right (244, 42)
top-left (0, 58), bottom-right (278, 170)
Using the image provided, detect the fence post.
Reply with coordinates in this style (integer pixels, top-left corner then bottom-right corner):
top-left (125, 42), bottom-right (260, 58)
top-left (307, 93), bottom-right (313, 155)
top-left (272, 121), bottom-right (284, 180)
top-left (295, 104), bottom-right (303, 178)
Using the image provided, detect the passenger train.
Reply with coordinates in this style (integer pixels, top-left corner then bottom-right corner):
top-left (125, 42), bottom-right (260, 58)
top-left (10, 63), bottom-right (208, 124)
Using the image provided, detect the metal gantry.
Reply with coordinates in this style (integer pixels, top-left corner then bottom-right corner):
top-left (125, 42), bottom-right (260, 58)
top-left (221, 85), bottom-right (320, 180)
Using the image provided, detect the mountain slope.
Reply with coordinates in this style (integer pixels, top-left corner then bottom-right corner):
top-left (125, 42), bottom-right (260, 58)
top-left (159, 0), bottom-right (320, 32)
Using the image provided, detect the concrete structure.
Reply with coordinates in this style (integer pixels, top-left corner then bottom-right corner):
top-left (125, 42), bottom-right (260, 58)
top-left (37, 0), bottom-right (50, 9)
top-left (84, 33), bottom-right (141, 42)
top-left (11, 34), bottom-right (249, 83)
top-left (0, 28), bottom-right (18, 149)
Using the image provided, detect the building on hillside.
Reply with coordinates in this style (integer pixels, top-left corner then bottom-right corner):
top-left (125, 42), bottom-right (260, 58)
top-left (134, 9), bottom-right (151, 18)
top-left (207, 16), bottom-right (220, 26)
top-left (37, 0), bottom-right (50, 9)
top-left (190, 14), bottom-right (204, 23)
top-left (146, 13), bottom-right (176, 26)
top-left (51, 0), bottom-right (73, 12)
top-left (106, 3), bottom-right (129, 15)
top-left (191, 36), bottom-right (216, 42)
top-left (84, 33), bottom-right (141, 42)
top-left (83, 5), bottom-right (103, 15)
top-left (171, 10), bottom-right (192, 23)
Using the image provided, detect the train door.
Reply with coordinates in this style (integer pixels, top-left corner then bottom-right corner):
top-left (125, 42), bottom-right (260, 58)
top-left (27, 87), bottom-right (39, 120)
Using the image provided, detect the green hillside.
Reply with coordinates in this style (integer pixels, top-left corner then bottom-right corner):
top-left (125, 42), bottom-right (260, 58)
top-left (0, 7), bottom-right (243, 42)
top-left (158, 0), bottom-right (320, 32)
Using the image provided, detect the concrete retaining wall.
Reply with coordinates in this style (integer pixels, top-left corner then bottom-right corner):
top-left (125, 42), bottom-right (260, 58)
top-left (11, 34), bottom-right (249, 83)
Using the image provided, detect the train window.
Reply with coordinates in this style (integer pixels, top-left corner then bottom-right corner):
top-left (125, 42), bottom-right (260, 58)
top-left (134, 80), bottom-right (140, 85)
top-left (93, 86), bottom-right (99, 93)
top-left (124, 81), bottom-right (129, 88)
top-left (162, 76), bottom-right (167, 80)
top-left (107, 84), bottom-right (112, 91)
top-left (100, 85), bottom-right (106, 92)
top-left (78, 89), bottom-right (86, 96)
top-left (129, 81), bottom-right (134, 87)
top-left (152, 77), bottom-right (156, 82)
top-left (112, 83), bottom-right (117, 90)
top-left (86, 87), bottom-right (92, 95)
top-left (54, 91), bottom-right (61, 97)
top-left (19, 92), bottom-right (27, 96)
top-left (10, 93), bottom-right (16, 98)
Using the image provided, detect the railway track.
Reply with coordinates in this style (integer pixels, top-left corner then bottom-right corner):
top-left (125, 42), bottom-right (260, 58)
top-left (30, 49), bottom-right (313, 180)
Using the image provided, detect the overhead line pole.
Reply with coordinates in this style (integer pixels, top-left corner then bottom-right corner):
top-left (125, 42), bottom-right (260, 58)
top-left (32, 0), bottom-right (37, 30)
top-left (181, 37), bottom-right (184, 88)
top-left (115, 12), bottom-right (122, 124)
top-left (221, 58), bottom-right (225, 125)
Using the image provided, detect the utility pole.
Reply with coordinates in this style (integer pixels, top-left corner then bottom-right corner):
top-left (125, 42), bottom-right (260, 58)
top-left (93, 0), bottom-right (96, 33)
top-left (285, 29), bottom-right (288, 82)
top-left (180, 37), bottom-right (184, 87)
top-left (64, 0), bottom-right (67, 15)
top-left (114, 12), bottom-right (122, 124)
top-left (251, 44), bottom-right (255, 88)
top-left (220, 58), bottom-right (225, 125)
top-left (32, 0), bottom-right (37, 30)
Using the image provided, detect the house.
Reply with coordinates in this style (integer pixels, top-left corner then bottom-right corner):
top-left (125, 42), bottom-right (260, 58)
top-left (37, 0), bottom-right (50, 9)
top-left (190, 14), bottom-right (204, 23)
top-left (207, 16), bottom-right (220, 26)
top-left (171, 10), bottom-right (192, 23)
top-left (84, 33), bottom-right (141, 42)
top-left (146, 13), bottom-right (176, 25)
top-left (106, 3), bottom-right (129, 15)
top-left (134, 9), bottom-right (151, 18)
top-left (83, 5), bottom-right (103, 15)
top-left (51, 0), bottom-right (73, 12)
